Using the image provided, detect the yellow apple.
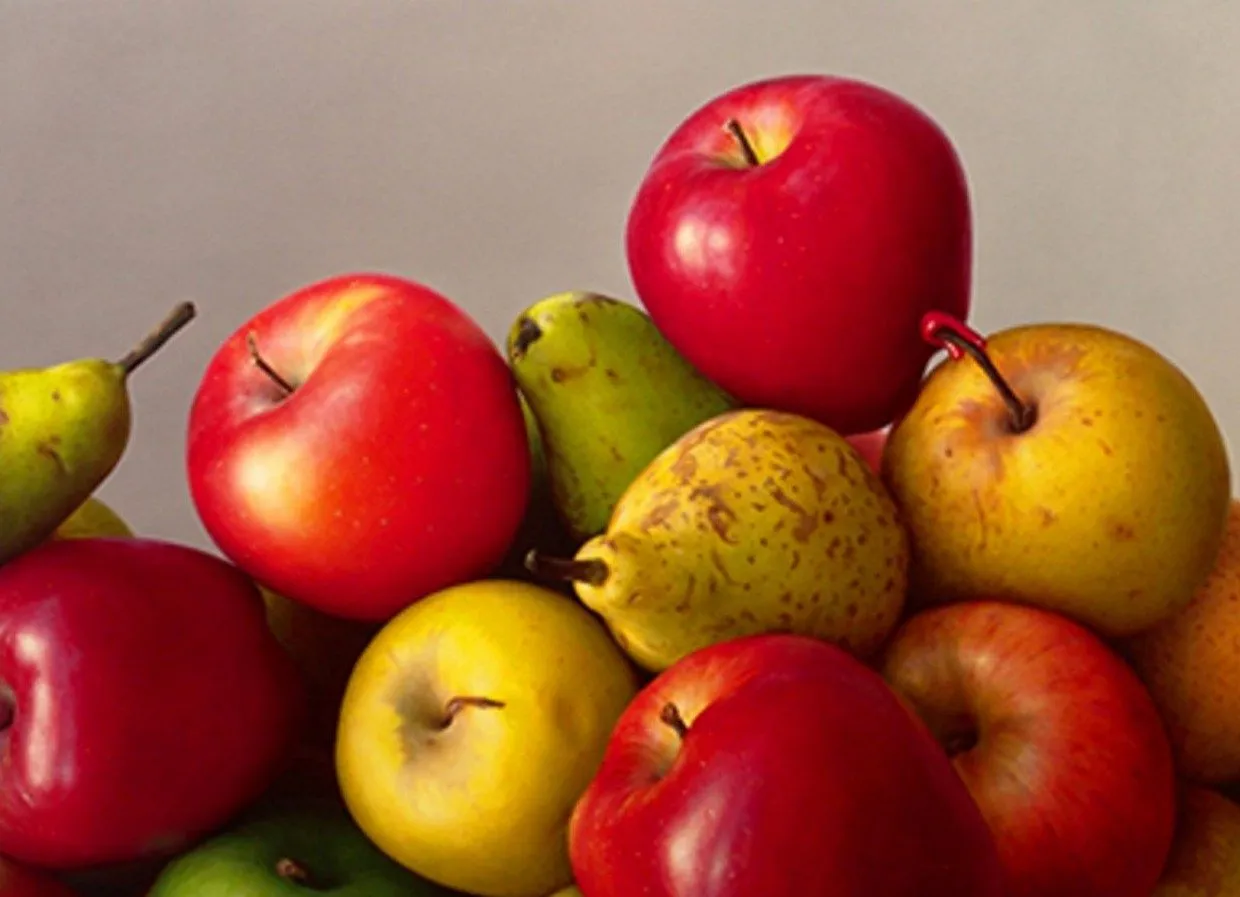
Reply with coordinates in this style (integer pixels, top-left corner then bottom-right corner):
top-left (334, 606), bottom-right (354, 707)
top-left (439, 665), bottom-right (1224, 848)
top-left (883, 318), bottom-right (1231, 638)
top-left (1151, 786), bottom-right (1240, 896)
top-left (50, 495), bottom-right (134, 540)
top-left (1125, 499), bottom-right (1240, 783)
top-left (335, 578), bottom-right (640, 897)
top-left (548, 888), bottom-right (583, 897)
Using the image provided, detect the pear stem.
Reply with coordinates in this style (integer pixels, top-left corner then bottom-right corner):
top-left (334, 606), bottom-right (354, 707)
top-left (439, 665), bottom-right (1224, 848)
top-left (659, 702), bottom-right (689, 738)
top-left (441, 696), bottom-right (505, 728)
top-left (524, 550), bottom-right (610, 587)
top-left (246, 333), bottom-right (296, 395)
top-left (510, 316), bottom-right (543, 359)
top-left (116, 301), bottom-right (197, 376)
top-left (723, 118), bottom-right (761, 167)
top-left (275, 857), bottom-right (322, 889)
top-left (932, 328), bottom-right (1037, 434)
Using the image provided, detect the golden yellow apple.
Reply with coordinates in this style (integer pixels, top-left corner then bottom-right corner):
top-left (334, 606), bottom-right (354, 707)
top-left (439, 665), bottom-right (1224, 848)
top-left (50, 495), bottom-right (134, 540)
top-left (335, 578), bottom-right (640, 897)
top-left (883, 318), bottom-right (1231, 638)
top-left (1126, 499), bottom-right (1240, 783)
top-left (548, 888), bottom-right (583, 897)
top-left (1150, 786), bottom-right (1240, 896)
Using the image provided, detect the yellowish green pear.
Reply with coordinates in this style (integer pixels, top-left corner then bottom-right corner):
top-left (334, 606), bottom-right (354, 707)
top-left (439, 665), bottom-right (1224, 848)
top-left (0, 302), bottom-right (195, 564)
top-left (528, 408), bottom-right (910, 672)
top-left (507, 291), bottom-right (736, 543)
top-left (50, 495), bottom-right (135, 541)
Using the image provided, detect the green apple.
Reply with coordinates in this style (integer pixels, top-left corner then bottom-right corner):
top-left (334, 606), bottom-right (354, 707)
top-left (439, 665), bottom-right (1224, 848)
top-left (146, 805), bottom-right (460, 896)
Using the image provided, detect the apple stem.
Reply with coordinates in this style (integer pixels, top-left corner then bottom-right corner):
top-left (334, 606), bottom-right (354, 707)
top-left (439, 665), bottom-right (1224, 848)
top-left (275, 857), bottom-right (320, 889)
top-left (246, 333), bottom-right (297, 395)
top-left (116, 301), bottom-right (197, 376)
top-left (441, 695), bottom-right (506, 728)
top-left (524, 549), bottom-right (610, 587)
top-left (723, 118), bottom-right (761, 167)
top-left (924, 316), bottom-right (1037, 434)
top-left (659, 702), bottom-right (689, 738)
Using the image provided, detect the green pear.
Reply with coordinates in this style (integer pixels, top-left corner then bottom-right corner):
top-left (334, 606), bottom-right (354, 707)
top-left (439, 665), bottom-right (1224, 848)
top-left (528, 408), bottom-right (910, 672)
top-left (146, 804), bottom-right (461, 896)
top-left (0, 302), bottom-right (195, 565)
top-left (506, 291), bottom-right (737, 543)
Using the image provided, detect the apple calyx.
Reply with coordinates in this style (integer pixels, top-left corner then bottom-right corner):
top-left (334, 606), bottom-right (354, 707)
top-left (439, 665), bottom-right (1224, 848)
top-left (275, 857), bottom-right (330, 890)
top-left (659, 702), bottom-right (689, 738)
top-left (440, 695), bottom-right (506, 728)
top-left (723, 118), bottom-right (762, 167)
top-left (523, 549), bottom-right (610, 587)
top-left (920, 311), bottom-right (1037, 434)
top-left (246, 333), bottom-right (297, 396)
top-left (509, 315), bottom-right (543, 360)
top-left (116, 301), bottom-right (197, 377)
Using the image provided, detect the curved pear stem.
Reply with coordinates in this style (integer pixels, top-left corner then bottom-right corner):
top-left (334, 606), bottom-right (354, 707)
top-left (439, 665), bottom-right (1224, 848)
top-left (116, 301), bottom-right (197, 376)
top-left (275, 857), bottom-right (322, 889)
top-left (441, 696), bottom-right (505, 729)
top-left (723, 118), bottom-right (761, 167)
top-left (921, 312), bottom-right (1037, 434)
top-left (659, 702), bottom-right (689, 738)
top-left (524, 550), bottom-right (610, 587)
top-left (246, 333), bottom-right (296, 395)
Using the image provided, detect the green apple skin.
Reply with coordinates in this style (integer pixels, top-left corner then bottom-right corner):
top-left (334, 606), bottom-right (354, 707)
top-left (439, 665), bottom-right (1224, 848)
top-left (146, 806), bottom-right (461, 896)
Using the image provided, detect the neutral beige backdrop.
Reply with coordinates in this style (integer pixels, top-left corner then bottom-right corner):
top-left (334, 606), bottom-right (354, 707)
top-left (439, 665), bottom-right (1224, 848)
top-left (2, 1), bottom-right (1237, 552)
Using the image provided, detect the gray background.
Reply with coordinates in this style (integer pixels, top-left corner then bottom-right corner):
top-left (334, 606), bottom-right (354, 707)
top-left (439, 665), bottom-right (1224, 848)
top-left (2, 1), bottom-right (1237, 553)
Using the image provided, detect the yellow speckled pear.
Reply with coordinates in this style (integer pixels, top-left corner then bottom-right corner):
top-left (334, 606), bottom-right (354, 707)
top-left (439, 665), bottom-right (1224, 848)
top-left (529, 408), bottom-right (910, 672)
top-left (0, 303), bottom-right (194, 565)
top-left (506, 291), bottom-right (737, 543)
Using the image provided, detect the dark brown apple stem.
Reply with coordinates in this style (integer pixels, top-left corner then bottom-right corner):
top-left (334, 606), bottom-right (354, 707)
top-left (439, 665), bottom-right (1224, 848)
top-left (116, 301), bottom-right (197, 375)
top-left (933, 328), bottom-right (1037, 433)
top-left (441, 695), bottom-right (506, 728)
top-left (723, 118), bottom-right (761, 167)
top-left (246, 333), bottom-right (297, 395)
top-left (659, 702), bottom-right (689, 738)
top-left (524, 550), bottom-right (610, 587)
top-left (275, 857), bottom-right (318, 888)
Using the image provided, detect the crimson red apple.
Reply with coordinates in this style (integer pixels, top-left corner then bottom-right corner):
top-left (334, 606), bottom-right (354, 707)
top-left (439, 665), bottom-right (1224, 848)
top-left (0, 537), bottom-right (306, 870)
top-left (845, 426), bottom-right (889, 475)
top-left (0, 858), bottom-right (79, 897)
top-left (186, 272), bottom-right (531, 621)
top-left (879, 600), bottom-right (1177, 897)
top-left (568, 633), bottom-right (1005, 897)
top-left (626, 74), bottom-right (972, 435)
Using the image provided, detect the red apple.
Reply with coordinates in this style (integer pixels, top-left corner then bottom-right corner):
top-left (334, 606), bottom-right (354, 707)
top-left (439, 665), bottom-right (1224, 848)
top-left (568, 633), bottom-right (1005, 897)
top-left (186, 273), bottom-right (531, 621)
top-left (625, 73), bottom-right (972, 435)
top-left (879, 600), bottom-right (1177, 897)
top-left (845, 426), bottom-right (889, 475)
top-left (0, 858), bottom-right (79, 897)
top-left (0, 537), bottom-right (306, 870)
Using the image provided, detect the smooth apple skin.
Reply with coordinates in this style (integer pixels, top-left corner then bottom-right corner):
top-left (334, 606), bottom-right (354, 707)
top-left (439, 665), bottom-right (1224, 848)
top-left (0, 537), bottom-right (307, 870)
top-left (0, 857), bottom-right (80, 897)
top-left (569, 633), bottom-right (1006, 897)
top-left (186, 272), bottom-right (531, 621)
top-left (880, 600), bottom-right (1177, 897)
top-left (626, 74), bottom-right (971, 435)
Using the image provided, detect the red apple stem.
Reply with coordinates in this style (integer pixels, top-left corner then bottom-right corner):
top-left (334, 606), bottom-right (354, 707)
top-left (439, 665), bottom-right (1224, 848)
top-left (246, 333), bottom-right (297, 395)
top-left (723, 118), bottom-right (761, 167)
top-left (524, 550), bottom-right (610, 587)
top-left (441, 695), bottom-right (506, 728)
top-left (922, 314), bottom-right (1036, 434)
top-left (659, 702), bottom-right (689, 738)
top-left (116, 301), bottom-right (197, 376)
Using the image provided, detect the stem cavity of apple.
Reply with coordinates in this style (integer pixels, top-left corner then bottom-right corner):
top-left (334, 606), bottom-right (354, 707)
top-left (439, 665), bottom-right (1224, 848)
top-left (246, 333), bottom-right (297, 396)
top-left (275, 857), bottom-right (322, 889)
top-left (659, 702), bottom-right (689, 739)
top-left (723, 118), bottom-right (762, 167)
top-left (116, 302), bottom-right (198, 376)
top-left (523, 549), bottom-right (610, 587)
top-left (920, 311), bottom-right (1038, 434)
top-left (440, 695), bottom-right (506, 729)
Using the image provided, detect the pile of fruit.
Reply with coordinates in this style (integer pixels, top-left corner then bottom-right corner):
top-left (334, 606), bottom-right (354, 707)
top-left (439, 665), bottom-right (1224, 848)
top-left (1, 72), bottom-right (1237, 897)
